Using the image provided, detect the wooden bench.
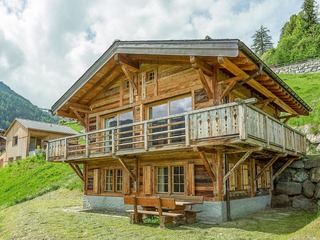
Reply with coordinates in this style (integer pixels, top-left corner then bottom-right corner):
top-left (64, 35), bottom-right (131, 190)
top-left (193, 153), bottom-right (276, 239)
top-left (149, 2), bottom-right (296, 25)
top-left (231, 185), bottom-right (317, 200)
top-left (173, 196), bottom-right (204, 223)
top-left (124, 196), bottom-right (184, 228)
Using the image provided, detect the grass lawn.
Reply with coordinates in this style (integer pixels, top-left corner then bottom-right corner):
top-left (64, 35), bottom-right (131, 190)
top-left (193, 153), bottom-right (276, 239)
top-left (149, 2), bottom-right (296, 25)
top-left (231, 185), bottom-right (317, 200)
top-left (0, 189), bottom-right (318, 240)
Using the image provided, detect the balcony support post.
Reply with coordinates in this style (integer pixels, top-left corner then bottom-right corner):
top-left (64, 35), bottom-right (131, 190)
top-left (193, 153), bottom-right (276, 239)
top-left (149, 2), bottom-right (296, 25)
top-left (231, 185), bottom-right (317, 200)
top-left (272, 158), bottom-right (297, 181)
top-left (68, 163), bottom-right (84, 182)
top-left (117, 157), bottom-right (137, 182)
top-left (254, 154), bottom-right (284, 181)
top-left (85, 134), bottom-right (89, 158)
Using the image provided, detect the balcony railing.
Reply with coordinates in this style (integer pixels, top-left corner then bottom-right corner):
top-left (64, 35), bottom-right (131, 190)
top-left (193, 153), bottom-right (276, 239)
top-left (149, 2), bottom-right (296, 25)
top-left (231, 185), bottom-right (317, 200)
top-left (47, 98), bottom-right (306, 161)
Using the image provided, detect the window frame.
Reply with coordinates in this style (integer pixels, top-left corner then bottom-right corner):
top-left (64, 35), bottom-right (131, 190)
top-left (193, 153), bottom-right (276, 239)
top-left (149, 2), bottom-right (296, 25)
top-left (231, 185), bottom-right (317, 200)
top-left (155, 164), bottom-right (185, 195)
top-left (102, 168), bottom-right (123, 194)
top-left (12, 136), bottom-right (18, 146)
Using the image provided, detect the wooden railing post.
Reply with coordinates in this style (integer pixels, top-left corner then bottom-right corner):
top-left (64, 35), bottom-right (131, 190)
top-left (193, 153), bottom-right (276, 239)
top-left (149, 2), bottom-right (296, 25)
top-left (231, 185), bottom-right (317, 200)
top-left (238, 103), bottom-right (247, 140)
top-left (64, 139), bottom-right (68, 160)
top-left (85, 134), bottom-right (89, 158)
top-left (185, 115), bottom-right (190, 146)
top-left (144, 122), bottom-right (148, 151)
top-left (281, 125), bottom-right (285, 151)
top-left (265, 116), bottom-right (269, 147)
top-left (111, 129), bottom-right (116, 154)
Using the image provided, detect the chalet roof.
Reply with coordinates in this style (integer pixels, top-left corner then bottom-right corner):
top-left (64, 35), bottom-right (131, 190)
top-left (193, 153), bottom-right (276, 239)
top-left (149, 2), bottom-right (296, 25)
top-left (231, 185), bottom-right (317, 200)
top-left (51, 39), bottom-right (312, 116)
top-left (4, 118), bottom-right (78, 136)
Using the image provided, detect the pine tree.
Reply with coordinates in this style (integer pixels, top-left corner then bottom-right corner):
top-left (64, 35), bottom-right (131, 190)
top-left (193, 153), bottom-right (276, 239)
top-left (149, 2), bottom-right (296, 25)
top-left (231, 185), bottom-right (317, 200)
top-left (251, 25), bottom-right (273, 56)
top-left (302, 0), bottom-right (319, 26)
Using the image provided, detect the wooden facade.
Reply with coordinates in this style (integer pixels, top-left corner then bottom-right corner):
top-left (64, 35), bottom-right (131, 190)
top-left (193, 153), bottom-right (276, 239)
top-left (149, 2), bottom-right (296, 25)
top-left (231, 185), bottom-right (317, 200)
top-left (3, 118), bottom-right (77, 166)
top-left (47, 40), bottom-right (311, 206)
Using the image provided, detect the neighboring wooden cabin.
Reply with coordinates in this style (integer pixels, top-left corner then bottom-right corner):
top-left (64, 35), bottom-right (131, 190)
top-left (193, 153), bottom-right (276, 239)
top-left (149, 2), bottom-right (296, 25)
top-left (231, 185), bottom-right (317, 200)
top-left (47, 39), bottom-right (311, 221)
top-left (2, 118), bottom-right (77, 166)
top-left (0, 136), bottom-right (6, 168)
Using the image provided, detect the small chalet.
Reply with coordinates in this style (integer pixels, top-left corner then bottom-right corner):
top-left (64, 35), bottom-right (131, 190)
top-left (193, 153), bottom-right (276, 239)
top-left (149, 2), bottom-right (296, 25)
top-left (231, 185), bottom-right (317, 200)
top-left (2, 118), bottom-right (77, 166)
top-left (47, 39), bottom-right (311, 222)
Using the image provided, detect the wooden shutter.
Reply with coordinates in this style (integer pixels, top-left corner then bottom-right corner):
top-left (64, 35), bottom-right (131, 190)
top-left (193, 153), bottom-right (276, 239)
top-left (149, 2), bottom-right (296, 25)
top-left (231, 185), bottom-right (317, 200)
top-left (93, 168), bottom-right (100, 194)
top-left (143, 165), bottom-right (152, 195)
top-left (187, 163), bottom-right (195, 195)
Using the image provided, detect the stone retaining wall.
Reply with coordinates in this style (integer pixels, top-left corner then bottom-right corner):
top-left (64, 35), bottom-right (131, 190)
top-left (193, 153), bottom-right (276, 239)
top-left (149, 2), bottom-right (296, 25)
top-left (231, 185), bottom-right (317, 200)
top-left (270, 60), bottom-right (320, 74)
top-left (272, 158), bottom-right (320, 210)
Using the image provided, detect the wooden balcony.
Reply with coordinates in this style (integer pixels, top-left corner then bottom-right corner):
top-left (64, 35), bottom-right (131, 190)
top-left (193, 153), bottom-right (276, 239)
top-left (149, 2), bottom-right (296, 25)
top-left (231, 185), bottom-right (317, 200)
top-left (47, 98), bottom-right (306, 162)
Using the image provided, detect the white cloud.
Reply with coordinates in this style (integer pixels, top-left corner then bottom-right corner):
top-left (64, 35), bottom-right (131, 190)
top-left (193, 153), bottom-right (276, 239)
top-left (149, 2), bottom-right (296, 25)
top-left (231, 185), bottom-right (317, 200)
top-left (0, 0), bottom-right (313, 108)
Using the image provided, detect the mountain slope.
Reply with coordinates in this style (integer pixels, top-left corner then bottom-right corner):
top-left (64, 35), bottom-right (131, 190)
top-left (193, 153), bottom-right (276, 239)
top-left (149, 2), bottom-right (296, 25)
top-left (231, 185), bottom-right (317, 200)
top-left (0, 154), bottom-right (81, 209)
top-left (280, 72), bottom-right (320, 127)
top-left (0, 82), bottom-right (59, 130)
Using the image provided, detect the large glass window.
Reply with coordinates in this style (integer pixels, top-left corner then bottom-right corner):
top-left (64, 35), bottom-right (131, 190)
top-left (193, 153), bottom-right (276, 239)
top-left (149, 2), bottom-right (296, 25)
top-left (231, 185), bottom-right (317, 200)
top-left (149, 96), bottom-right (192, 146)
top-left (105, 169), bottom-right (113, 192)
top-left (104, 111), bottom-right (133, 151)
top-left (173, 166), bottom-right (185, 193)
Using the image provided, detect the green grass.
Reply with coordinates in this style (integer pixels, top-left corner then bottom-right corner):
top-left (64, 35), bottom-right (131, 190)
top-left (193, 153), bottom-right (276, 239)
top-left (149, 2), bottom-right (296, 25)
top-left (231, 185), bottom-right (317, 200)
top-left (280, 72), bottom-right (320, 127)
top-left (0, 154), bottom-right (82, 209)
top-left (0, 189), bottom-right (318, 239)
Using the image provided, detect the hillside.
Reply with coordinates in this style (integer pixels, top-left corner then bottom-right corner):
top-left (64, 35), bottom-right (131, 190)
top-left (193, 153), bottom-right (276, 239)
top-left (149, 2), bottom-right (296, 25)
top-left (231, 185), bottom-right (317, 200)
top-left (280, 72), bottom-right (320, 127)
top-left (0, 82), bottom-right (60, 130)
top-left (0, 154), bottom-right (81, 209)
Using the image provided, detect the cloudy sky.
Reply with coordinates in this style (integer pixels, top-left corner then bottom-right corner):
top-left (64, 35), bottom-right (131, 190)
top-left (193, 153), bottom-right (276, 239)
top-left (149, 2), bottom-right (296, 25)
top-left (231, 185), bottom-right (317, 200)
top-left (0, 0), bottom-right (316, 109)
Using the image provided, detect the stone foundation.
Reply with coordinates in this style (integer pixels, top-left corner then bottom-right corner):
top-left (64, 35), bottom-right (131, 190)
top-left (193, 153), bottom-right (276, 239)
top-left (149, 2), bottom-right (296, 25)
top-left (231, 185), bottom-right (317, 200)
top-left (272, 158), bottom-right (320, 210)
top-left (83, 195), bottom-right (271, 223)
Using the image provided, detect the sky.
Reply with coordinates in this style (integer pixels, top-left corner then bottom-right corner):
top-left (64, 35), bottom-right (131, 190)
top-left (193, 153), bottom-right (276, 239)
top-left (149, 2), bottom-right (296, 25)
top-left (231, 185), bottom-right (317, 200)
top-left (0, 0), bottom-right (316, 109)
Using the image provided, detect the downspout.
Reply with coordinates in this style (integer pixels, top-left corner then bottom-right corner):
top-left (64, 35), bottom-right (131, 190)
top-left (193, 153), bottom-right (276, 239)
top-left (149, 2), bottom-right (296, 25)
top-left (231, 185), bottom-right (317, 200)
top-left (225, 154), bottom-right (231, 221)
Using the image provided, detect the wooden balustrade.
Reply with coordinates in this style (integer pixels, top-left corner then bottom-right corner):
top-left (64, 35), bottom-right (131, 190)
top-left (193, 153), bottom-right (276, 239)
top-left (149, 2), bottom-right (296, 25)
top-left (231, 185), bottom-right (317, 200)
top-left (46, 99), bottom-right (307, 161)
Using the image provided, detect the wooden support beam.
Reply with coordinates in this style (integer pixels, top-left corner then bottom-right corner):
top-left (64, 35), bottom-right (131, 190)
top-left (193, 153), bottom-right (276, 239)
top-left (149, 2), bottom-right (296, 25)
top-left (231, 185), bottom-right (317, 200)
top-left (217, 57), bottom-right (298, 115)
top-left (220, 80), bottom-right (237, 100)
top-left (121, 65), bottom-right (137, 90)
top-left (272, 158), bottom-right (296, 180)
top-left (224, 150), bottom-right (254, 182)
top-left (195, 68), bottom-right (213, 99)
top-left (198, 149), bottom-right (216, 182)
top-left (218, 75), bottom-right (244, 85)
top-left (256, 98), bottom-right (276, 110)
top-left (68, 163), bottom-right (84, 182)
top-left (70, 107), bottom-right (86, 127)
top-left (249, 158), bottom-right (256, 197)
top-left (254, 154), bottom-right (282, 181)
top-left (190, 56), bottom-right (214, 76)
top-left (118, 157), bottom-right (137, 181)
top-left (114, 53), bottom-right (139, 72)
top-left (216, 150), bottom-right (224, 201)
top-left (279, 114), bottom-right (298, 124)
top-left (66, 102), bottom-right (90, 112)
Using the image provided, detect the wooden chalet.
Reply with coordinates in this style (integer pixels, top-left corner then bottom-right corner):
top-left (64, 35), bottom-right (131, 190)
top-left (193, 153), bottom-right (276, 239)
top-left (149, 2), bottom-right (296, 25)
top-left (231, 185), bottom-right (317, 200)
top-left (47, 39), bottom-right (311, 221)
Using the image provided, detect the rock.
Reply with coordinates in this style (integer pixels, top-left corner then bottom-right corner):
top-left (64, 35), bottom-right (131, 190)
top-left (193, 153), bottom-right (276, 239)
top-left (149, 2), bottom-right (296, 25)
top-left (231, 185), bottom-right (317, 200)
top-left (289, 160), bottom-right (305, 169)
top-left (315, 183), bottom-right (320, 199)
top-left (292, 171), bottom-right (309, 182)
top-left (305, 160), bottom-right (320, 169)
top-left (310, 167), bottom-right (320, 182)
top-left (275, 168), bottom-right (296, 182)
top-left (272, 194), bottom-right (291, 208)
top-left (292, 195), bottom-right (317, 209)
top-left (275, 182), bottom-right (302, 195)
top-left (302, 180), bottom-right (315, 198)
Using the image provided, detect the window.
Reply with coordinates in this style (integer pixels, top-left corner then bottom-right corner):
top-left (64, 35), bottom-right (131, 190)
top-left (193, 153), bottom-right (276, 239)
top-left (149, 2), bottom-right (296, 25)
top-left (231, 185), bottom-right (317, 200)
top-left (149, 96), bottom-right (192, 145)
top-left (124, 80), bottom-right (130, 89)
top-left (8, 157), bottom-right (14, 163)
top-left (157, 167), bottom-right (169, 193)
top-left (104, 169), bottom-right (123, 193)
top-left (87, 169), bottom-right (94, 191)
top-left (156, 165), bottom-right (185, 194)
top-left (16, 156), bottom-right (21, 160)
top-left (104, 111), bottom-right (133, 151)
top-left (13, 136), bottom-right (18, 146)
top-left (173, 166), bottom-right (184, 193)
top-left (147, 71), bottom-right (155, 81)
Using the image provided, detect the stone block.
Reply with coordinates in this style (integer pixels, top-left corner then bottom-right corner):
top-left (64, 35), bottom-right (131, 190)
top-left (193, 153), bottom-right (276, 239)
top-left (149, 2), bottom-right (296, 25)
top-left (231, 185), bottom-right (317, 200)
top-left (289, 160), bottom-right (305, 169)
top-left (310, 167), bottom-right (320, 182)
top-left (271, 194), bottom-right (291, 208)
top-left (292, 195), bottom-right (317, 210)
top-left (302, 180), bottom-right (315, 198)
top-left (305, 160), bottom-right (320, 169)
top-left (315, 183), bottom-right (320, 199)
top-left (275, 182), bottom-right (302, 195)
top-left (292, 171), bottom-right (309, 182)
